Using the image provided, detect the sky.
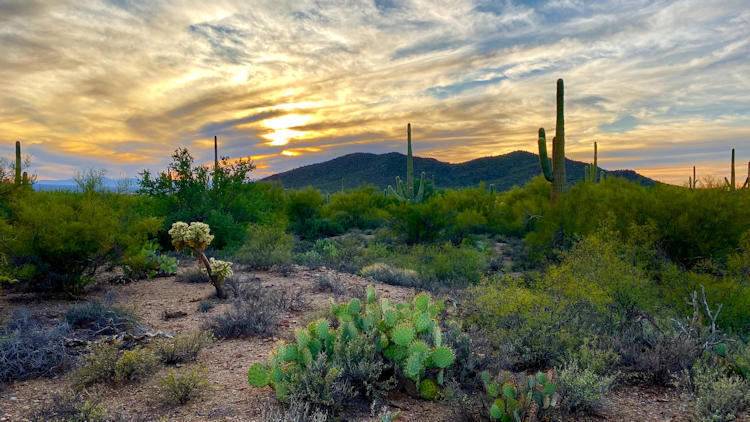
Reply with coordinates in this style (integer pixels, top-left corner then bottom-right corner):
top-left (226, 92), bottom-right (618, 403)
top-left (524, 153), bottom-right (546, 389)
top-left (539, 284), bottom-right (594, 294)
top-left (1, 0), bottom-right (749, 185)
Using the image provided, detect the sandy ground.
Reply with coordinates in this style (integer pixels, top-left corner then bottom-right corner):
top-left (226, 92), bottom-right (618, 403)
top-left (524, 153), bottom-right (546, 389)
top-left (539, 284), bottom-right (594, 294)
top-left (0, 265), bottom-right (746, 421)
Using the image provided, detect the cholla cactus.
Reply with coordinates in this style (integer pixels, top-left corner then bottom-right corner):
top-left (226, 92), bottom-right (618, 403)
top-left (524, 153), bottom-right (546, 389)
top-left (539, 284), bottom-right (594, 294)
top-left (205, 258), bottom-right (233, 283)
top-left (169, 221), bottom-right (228, 298)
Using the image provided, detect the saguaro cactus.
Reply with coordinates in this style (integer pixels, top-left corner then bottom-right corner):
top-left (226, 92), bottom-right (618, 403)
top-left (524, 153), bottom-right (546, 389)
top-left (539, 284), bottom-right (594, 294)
top-left (537, 79), bottom-right (566, 202)
top-left (213, 135), bottom-right (219, 189)
top-left (725, 149), bottom-right (736, 191)
top-left (744, 162), bottom-right (750, 189)
top-left (388, 123), bottom-right (426, 203)
top-left (585, 142), bottom-right (598, 183)
top-left (689, 166), bottom-right (697, 190)
top-left (14, 141), bottom-right (22, 185)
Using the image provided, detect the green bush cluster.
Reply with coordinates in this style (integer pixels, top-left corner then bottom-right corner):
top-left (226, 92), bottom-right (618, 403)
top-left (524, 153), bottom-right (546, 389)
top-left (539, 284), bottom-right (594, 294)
top-left (556, 361), bottom-right (613, 414)
top-left (692, 359), bottom-right (750, 421)
top-left (121, 239), bottom-right (177, 280)
top-left (154, 366), bottom-right (211, 405)
top-left (74, 342), bottom-right (159, 386)
top-left (233, 223), bottom-right (293, 269)
top-left (248, 288), bottom-right (457, 412)
top-left (152, 330), bottom-right (213, 365)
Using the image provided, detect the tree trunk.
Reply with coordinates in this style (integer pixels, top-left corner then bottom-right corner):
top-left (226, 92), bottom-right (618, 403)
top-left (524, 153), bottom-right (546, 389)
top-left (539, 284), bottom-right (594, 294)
top-left (196, 251), bottom-right (227, 299)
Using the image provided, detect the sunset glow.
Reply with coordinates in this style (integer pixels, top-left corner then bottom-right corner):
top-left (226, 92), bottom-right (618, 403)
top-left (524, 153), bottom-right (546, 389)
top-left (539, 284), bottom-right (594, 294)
top-left (0, 1), bottom-right (748, 184)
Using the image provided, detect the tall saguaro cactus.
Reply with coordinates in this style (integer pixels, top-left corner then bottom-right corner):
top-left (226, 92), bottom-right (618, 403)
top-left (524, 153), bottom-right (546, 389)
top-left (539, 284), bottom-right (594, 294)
top-left (585, 141), bottom-right (598, 183)
top-left (388, 123), bottom-right (426, 203)
top-left (689, 166), bottom-right (697, 190)
top-left (725, 148), bottom-right (736, 191)
top-left (537, 79), bottom-right (566, 202)
top-left (14, 141), bottom-right (22, 185)
top-left (213, 135), bottom-right (219, 189)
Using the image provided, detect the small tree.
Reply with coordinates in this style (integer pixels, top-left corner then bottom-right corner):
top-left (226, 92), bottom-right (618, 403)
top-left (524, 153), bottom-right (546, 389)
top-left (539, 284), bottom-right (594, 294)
top-left (169, 222), bottom-right (232, 299)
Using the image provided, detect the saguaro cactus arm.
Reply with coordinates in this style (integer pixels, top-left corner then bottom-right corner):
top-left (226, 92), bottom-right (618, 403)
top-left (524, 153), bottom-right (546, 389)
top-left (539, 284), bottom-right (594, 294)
top-left (537, 129), bottom-right (552, 182)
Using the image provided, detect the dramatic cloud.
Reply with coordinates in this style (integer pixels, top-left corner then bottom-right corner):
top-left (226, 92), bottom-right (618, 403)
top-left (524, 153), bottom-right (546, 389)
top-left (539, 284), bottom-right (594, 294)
top-left (1, 0), bottom-right (748, 184)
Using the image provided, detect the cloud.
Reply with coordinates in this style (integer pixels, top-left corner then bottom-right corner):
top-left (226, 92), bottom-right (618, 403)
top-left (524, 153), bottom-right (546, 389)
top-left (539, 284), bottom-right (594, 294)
top-left (1, 0), bottom-right (749, 185)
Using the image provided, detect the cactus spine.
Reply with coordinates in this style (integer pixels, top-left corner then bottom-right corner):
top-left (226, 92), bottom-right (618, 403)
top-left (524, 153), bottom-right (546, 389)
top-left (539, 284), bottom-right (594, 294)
top-left (725, 148), bottom-right (736, 191)
top-left (584, 141), bottom-right (598, 183)
top-left (388, 123), bottom-right (426, 203)
top-left (537, 79), bottom-right (566, 202)
top-left (14, 141), bottom-right (22, 185)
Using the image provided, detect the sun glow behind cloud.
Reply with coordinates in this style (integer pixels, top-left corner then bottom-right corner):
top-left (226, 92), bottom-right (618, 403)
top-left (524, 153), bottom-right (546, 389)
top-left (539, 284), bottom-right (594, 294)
top-left (0, 0), bottom-right (748, 183)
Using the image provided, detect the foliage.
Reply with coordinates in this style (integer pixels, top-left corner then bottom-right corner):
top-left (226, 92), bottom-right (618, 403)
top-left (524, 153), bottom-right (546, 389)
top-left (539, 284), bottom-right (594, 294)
top-left (0, 309), bottom-right (74, 384)
top-left (0, 191), bottom-right (160, 293)
top-left (121, 239), bottom-right (177, 280)
top-left (138, 147), bottom-right (259, 250)
top-left (28, 391), bottom-right (112, 422)
top-left (321, 186), bottom-right (391, 230)
top-left (153, 330), bottom-right (214, 365)
top-left (65, 300), bottom-right (136, 332)
top-left (480, 370), bottom-right (559, 421)
top-left (73, 342), bottom-right (120, 387)
top-left (154, 366), bottom-right (211, 405)
top-left (261, 399), bottom-right (329, 422)
top-left (113, 347), bottom-right (159, 382)
top-left (360, 263), bottom-right (420, 287)
top-left (556, 361), bottom-right (613, 414)
top-left (286, 187), bottom-right (342, 239)
top-left (248, 288), bottom-right (458, 414)
top-left (692, 359), bottom-right (750, 421)
top-left (233, 223), bottom-right (293, 269)
top-left (198, 300), bottom-right (215, 313)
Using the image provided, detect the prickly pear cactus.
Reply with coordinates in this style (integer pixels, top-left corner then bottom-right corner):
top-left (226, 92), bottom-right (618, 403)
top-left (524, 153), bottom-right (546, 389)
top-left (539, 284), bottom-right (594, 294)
top-left (247, 286), bottom-right (456, 402)
top-left (481, 370), bottom-right (559, 421)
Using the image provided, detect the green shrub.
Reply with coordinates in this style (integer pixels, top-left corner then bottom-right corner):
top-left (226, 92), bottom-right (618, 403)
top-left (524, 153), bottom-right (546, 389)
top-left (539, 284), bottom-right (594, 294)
top-left (692, 359), bottom-right (750, 421)
top-left (321, 186), bottom-right (390, 231)
top-left (198, 300), bottom-right (215, 313)
top-left (114, 347), bottom-right (159, 382)
top-left (74, 342), bottom-right (120, 387)
top-left (568, 337), bottom-right (620, 376)
top-left (556, 361), bottom-right (613, 414)
top-left (247, 288), bottom-right (457, 414)
top-left (28, 391), bottom-right (111, 422)
top-left (153, 331), bottom-right (214, 365)
top-left (261, 399), bottom-right (329, 422)
top-left (154, 366), bottom-right (211, 405)
top-left (121, 239), bottom-right (177, 280)
top-left (286, 188), bottom-right (342, 240)
top-left (0, 191), bottom-right (161, 293)
top-left (360, 263), bottom-right (420, 287)
top-left (233, 224), bottom-right (293, 269)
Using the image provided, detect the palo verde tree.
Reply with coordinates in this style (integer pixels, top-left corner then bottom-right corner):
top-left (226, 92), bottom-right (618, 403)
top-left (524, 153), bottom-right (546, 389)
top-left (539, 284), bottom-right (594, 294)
top-left (138, 147), bottom-right (256, 249)
top-left (169, 221), bottom-right (232, 299)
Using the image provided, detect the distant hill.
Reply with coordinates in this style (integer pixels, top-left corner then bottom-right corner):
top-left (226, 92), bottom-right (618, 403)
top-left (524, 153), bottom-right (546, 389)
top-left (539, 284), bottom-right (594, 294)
top-left (33, 178), bottom-right (138, 192)
top-left (263, 150), bottom-right (658, 192)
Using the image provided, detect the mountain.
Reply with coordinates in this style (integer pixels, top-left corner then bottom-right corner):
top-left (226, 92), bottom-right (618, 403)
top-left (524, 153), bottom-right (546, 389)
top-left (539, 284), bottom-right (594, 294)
top-left (33, 178), bottom-right (138, 192)
top-left (262, 150), bottom-right (658, 192)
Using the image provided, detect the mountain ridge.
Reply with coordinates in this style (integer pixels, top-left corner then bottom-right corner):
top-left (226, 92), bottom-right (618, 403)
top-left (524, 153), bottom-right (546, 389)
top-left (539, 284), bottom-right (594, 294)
top-left (262, 150), bottom-right (658, 192)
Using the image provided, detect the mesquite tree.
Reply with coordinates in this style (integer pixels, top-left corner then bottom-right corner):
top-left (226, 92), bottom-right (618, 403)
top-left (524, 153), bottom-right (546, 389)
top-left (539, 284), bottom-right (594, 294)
top-left (169, 222), bottom-right (232, 299)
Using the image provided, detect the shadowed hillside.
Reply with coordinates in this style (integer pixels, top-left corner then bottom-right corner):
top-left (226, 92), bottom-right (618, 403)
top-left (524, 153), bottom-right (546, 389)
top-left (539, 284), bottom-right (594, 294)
top-left (263, 150), bottom-right (658, 192)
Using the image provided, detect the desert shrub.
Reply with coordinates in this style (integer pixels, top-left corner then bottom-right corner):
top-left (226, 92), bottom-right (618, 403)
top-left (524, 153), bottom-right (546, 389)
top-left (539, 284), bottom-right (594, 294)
top-left (28, 391), bottom-right (111, 422)
top-left (65, 300), bottom-right (136, 332)
top-left (360, 263), bottom-right (420, 287)
top-left (153, 330), bottom-right (213, 365)
top-left (556, 361), bottom-right (614, 414)
top-left (248, 289), bottom-right (459, 415)
top-left (314, 273), bottom-right (348, 297)
top-left (114, 347), bottom-right (159, 382)
top-left (73, 342), bottom-right (120, 387)
top-left (414, 242), bottom-right (489, 286)
top-left (0, 308), bottom-right (74, 384)
top-left (198, 300), bottom-right (215, 313)
top-left (617, 318), bottom-right (700, 385)
top-left (0, 191), bottom-right (161, 293)
top-left (169, 221), bottom-right (232, 298)
top-left (467, 278), bottom-right (594, 370)
top-left (286, 188), bottom-right (343, 240)
top-left (692, 359), bottom-right (750, 421)
top-left (233, 224), bottom-right (293, 269)
top-left (321, 186), bottom-right (391, 231)
top-left (154, 366), bottom-right (211, 405)
top-left (568, 336), bottom-right (620, 376)
top-left (175, 267), bottom-right (207, 283)
top-left (206, 277), bottom-right (296, 339)
top-left (121, 239), bottom-right (178, 280)
top-left (295, 238), bottom-right (340, 269)
top-left (480, 370), bottom-right (558, 420)
top-left (261, 399), bottom-right (329, 422)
